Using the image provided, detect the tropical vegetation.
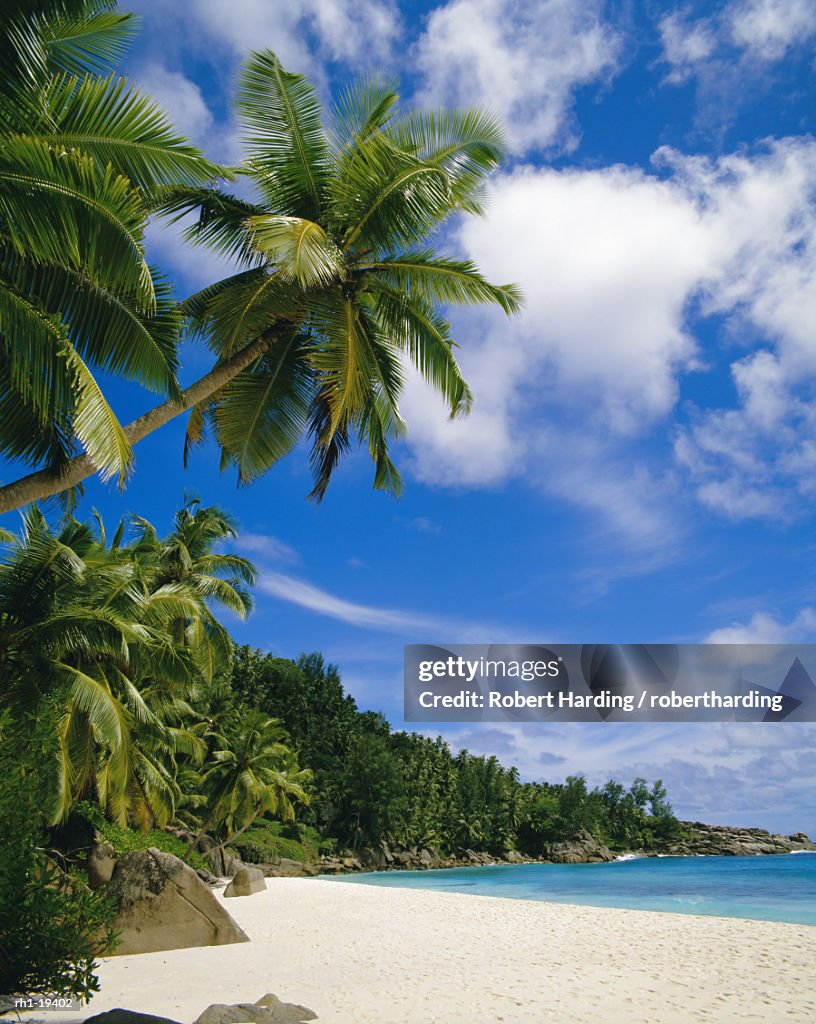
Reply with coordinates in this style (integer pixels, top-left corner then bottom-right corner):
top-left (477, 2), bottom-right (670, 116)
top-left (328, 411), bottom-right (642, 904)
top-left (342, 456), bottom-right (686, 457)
top-left (0, 2), bottom-right (521, 513)
top-left (0, 0), bottom-right (222, 507)
top-left (0, 502), bottom-right (681, 997)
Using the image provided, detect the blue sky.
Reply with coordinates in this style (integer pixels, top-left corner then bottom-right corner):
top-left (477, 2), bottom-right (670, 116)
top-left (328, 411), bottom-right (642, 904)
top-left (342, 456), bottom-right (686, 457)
top-left (5, 0), bottom-right (816, 833)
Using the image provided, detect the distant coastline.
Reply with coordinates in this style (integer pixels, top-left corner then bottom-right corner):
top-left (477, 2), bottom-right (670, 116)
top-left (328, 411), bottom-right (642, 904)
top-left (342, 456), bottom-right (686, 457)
top-left (270, 820), bottom-right (816, 878)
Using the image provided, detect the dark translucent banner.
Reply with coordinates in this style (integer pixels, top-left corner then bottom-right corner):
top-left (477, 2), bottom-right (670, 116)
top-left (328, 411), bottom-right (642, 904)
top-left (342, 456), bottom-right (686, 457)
top-left (404, 644), bottom-right (816, 722)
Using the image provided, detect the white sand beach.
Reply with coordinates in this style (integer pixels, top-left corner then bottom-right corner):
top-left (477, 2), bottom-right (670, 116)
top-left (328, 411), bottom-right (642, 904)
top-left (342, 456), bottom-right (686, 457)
top-left (43, 878), bottom-right (816, 1024)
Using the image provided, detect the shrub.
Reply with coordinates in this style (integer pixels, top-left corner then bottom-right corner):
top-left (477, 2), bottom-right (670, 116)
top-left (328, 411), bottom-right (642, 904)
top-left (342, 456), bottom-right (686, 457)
top-left (0, 712), bottom-right (116, 1000)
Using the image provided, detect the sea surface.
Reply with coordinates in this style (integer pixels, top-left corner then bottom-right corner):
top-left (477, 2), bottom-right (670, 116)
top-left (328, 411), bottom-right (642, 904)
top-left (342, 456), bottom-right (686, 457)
top-left (324, 852), bottom-right (816, 926)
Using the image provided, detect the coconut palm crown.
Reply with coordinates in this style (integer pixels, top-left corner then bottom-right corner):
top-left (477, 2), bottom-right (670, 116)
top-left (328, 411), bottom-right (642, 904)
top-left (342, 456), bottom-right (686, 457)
top-left (161, 53), bottom-right (523, 500)
top-left (0, 46), bottom-right (521, 511)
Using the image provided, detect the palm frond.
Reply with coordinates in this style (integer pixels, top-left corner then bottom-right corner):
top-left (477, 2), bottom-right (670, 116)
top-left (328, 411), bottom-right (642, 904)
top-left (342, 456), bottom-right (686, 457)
top-left (40, 72), bottom-right (225, 189)
top-left (213, 330), bottom-right (314, 483)
top-left (237, 50), bottom-right (329, 219)
top-left (247, 215), bottom-right (344, 287)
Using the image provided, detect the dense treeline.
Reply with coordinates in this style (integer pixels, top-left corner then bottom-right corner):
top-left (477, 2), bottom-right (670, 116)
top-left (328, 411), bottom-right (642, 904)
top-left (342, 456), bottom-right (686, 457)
top-left (0, 498), bottom-right (682, 999)
top-left (228, 646), bottom-right (682, 857)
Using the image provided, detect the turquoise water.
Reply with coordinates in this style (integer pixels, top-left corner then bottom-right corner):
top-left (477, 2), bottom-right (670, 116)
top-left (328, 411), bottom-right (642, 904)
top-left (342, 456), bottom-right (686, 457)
top-left (325, 853), bottom-right (816, 926)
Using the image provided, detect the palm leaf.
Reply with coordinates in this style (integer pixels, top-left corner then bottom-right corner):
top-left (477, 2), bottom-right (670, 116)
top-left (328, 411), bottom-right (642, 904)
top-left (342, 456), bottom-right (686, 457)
top-left (237, 50), bottom-right (329, 219)
top-left (0, 136), bottom-right (154, 302)
top-left (213, 331), bottom-right (314, 483)
top-left (40, 72), bottom-right (225, 190)
top-left (362, 250), bottom-right (522, 314)
top-left (247, 215), bottom-right (344, 286)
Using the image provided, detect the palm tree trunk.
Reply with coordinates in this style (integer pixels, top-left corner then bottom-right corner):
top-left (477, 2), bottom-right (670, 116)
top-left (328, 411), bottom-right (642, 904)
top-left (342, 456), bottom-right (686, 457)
top-left (0, 333), bottom-right (277, 515)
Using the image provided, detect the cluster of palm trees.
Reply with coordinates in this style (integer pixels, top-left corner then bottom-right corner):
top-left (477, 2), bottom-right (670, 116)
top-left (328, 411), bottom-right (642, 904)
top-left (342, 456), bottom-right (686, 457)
top-left (0, 0), bottom-right (520, 838)
top-left (0, 0), bottom-right (520, 513)
top-left (0, 498), bottom-right (309, 836)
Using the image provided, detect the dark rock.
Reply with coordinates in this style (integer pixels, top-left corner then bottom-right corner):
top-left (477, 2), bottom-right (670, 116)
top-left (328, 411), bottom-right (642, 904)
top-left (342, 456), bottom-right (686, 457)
top-left (665, 822), bottom-right (816, 857)
top-left (84, 1012), bottom-right (182, 1024)
top-left (224, 865), bottom-right (266, 898)
top-left (546, 829), bottom-right (615, 865)
top-left (196, 867), bottom-right (220, 885)
top-left (193, 994), bottom-right (317, 1024)
top-left (261, 858), bottom-right (314, 878)
top-left (106, 848), bottom-right (249, 954)
top-left (87, 842), bottom-right (117, 889)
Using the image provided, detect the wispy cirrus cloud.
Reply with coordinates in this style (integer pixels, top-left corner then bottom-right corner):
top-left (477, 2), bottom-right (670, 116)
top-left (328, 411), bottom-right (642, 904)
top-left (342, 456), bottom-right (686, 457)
top-left (657, 0), bottom-right (816, 126)
top-left (256, 570), bottom-right (470, 636)
top-left (705, 607), bottom-right (816, 644)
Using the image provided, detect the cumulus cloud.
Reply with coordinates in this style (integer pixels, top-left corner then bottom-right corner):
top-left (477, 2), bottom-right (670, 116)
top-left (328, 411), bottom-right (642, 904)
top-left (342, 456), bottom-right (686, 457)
top-left (133, 0), bottom-right (401, 73)
top-left (400, 136), bottom-right (816, 528)
top-left (414, 0), bottom-right (621, 153)
top-left (134, 64), bottom-right (214, 144)
top-left (658, 0), bottom-right (816, 93)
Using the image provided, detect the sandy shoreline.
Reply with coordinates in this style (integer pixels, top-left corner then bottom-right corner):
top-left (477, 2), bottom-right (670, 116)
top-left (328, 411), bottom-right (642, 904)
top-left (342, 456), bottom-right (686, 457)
top-left (38, 878), bottom-right (816, 1024)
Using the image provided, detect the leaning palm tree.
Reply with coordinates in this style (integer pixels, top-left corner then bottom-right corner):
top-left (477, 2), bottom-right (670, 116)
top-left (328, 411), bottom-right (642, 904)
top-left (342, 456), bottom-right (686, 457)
top-left (0, 50), bottom-right (521, 511)
top-left (0, 1), bottom-right (223, 498)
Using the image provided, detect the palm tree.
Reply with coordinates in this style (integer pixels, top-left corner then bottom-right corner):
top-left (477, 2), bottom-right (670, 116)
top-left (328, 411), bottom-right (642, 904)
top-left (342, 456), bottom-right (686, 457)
top-left (127, 497), bottom-right (255, 682)
top-left (0, 504), bottom-right (249, 827)
top-left (0, 49), bottom-right (522, 512)
top-left (0, 1), bottom-right (222, 500)
top-left (187, 709), bottom-right (311, 854)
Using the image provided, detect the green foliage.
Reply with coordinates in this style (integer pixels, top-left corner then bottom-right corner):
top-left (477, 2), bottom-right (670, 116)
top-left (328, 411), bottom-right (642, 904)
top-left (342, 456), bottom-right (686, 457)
top-left (228, 647), bottom-right (683, 857)
top-left (0, 710), bottom-right (116, 1000)
top-left (167, 49), bottom-right (522, 501)
top-left (0, 1), bottom-right (221, 491)
top-left (231, 820), bottom-right (325, 865)
top-left (0, 501), bottom-right (255, 828)
top-left (73, 801), bottom-right (207, 870)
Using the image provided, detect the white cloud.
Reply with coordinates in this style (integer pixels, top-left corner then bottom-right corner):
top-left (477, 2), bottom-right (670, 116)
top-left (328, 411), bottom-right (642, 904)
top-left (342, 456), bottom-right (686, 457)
top-left (659, 11), bottom-right (717, 84)
top-left (134, 63), bottom-right (214, 144)
top-left (400, 137), bottom-right (816, 528)
top-left (706, 608), bottom-right (816, 644)
top-left (729, 0), bottom-right (816, 60)
top-left (414, 0), bottom-right (621, 153)
top-left (234, 531), bottom-right (300, 564)
top-left (135, 0), bottom-right (402, 72)
top-left (256, 569), bottom-right (497, 637)
top-left (659, 0), bottom-right (816, 87)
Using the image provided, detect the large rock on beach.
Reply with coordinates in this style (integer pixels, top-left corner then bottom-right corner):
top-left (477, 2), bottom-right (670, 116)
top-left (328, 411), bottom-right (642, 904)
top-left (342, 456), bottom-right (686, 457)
top-left (224, 865), bottom-right (266, 897)
top-left (105, 848), bottom-right (249, 954)
top-left (194, 994), bottom-right (317, 1024)
top-left (84, 1012), bottom-right (182, 1024)
top-left (87, 842), bottom-right (117, 889)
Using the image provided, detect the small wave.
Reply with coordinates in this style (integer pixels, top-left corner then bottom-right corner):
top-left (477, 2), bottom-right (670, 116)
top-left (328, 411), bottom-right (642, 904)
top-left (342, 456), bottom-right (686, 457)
top-left (787, 849), bottom-right (816, 855)
top-left (614, 853), bottom-right (641, 862)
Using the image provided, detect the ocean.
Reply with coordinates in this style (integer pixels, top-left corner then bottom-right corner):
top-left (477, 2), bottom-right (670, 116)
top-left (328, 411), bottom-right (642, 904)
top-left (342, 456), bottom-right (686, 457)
top-left (325, 852), bottom-right (816, 926)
